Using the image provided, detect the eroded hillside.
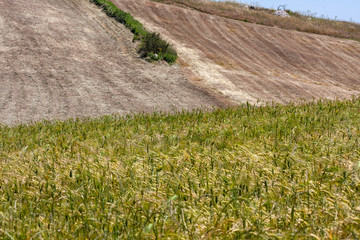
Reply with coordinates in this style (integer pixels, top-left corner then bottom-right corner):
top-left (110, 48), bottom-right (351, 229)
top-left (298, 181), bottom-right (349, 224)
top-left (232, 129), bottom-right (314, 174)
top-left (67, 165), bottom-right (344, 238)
top-left (1, 0), bottom-right (360, 124)
top-left (113, 0), bottom-right (360, 103)
top-left (0, 0), bottom-right (223, 125)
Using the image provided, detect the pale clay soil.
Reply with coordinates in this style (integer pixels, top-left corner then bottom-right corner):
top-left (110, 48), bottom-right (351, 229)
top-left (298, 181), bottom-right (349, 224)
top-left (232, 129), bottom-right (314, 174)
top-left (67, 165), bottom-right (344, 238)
top-left (1, 0), bottom-right (360, 124)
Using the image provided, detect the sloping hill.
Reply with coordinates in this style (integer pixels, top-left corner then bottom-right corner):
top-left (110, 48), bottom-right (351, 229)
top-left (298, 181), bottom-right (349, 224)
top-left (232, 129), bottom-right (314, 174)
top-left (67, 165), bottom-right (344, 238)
top-left (113, 0), bottom-right (360, 103)
top-left (0, 0), bottom-right (224, 125)
top-left (1, 0), bottom-right (360, 125)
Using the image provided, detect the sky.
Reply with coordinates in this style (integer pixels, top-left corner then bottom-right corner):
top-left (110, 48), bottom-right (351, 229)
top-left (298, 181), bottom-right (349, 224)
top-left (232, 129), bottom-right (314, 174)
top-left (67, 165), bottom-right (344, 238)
top-left (217, 0), bottom-right (360, 23)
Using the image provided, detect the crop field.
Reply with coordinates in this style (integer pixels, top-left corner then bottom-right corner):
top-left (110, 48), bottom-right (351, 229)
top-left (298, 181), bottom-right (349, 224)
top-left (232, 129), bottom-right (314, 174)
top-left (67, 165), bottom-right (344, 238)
top-left (1, 0), bottom-right (360, 238)
top-left (1, 98), bottom-right (360, 239)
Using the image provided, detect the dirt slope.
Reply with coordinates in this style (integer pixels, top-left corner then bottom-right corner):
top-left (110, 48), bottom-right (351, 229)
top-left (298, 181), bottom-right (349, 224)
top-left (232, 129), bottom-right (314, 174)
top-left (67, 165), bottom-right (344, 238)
top-left (113, 0), bottom-right (360, 104)
top-left (1, 0), bottom-right (360, 124)
top-left (0, 0), bottom-right (224, 125)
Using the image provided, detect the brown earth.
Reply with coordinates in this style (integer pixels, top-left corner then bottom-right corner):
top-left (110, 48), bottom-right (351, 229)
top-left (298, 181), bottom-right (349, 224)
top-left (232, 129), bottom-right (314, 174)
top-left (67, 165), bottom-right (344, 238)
top-left (0, 0), bottom-right (225, 125)
top-left (114, 0), bottom-right (360, 104)
top-left (151, 0), bottom-right (360, 42)
top-left (1, 0), bottom-right (360, 124)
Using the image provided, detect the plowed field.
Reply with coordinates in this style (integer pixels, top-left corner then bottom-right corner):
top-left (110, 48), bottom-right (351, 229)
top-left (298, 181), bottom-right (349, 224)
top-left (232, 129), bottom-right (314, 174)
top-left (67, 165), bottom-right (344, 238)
top-left (0, 0), bottom-right (223, 125)
top-left (114, 0), bottom-right (360, 103)
top-left (1, 0), bottom-right (360, 124)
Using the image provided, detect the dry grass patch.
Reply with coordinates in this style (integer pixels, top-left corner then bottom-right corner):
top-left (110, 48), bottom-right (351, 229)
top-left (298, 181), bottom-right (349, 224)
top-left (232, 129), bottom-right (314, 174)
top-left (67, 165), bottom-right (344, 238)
top-left (152, 0), bottom-right (360, 42)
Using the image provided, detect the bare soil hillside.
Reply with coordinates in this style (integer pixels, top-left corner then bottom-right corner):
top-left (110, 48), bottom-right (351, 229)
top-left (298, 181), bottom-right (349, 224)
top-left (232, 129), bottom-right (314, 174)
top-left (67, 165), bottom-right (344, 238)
top-left (1, 0), bottom-right (360, 124)
top-left (0, 0), bottom-right (224, 125)
top-left (113, 0), bottom-right (360, 104)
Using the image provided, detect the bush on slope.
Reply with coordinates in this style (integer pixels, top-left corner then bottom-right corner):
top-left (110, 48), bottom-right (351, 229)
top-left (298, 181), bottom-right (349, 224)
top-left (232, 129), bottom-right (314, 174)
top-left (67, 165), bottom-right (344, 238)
top-left (91, 0), bottom-right (177, 64)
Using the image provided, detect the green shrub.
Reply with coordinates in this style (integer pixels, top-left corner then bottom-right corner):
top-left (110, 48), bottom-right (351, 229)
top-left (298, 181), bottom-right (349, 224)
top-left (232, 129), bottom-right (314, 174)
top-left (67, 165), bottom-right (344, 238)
top-left (138, 33), bottom-right (168, 56)
top-left (138, 32), bottom-right (178, 64)
top-left (90, 0), bottom-right (177, 64)
top-left (163, 47), bottom-right (178, 63)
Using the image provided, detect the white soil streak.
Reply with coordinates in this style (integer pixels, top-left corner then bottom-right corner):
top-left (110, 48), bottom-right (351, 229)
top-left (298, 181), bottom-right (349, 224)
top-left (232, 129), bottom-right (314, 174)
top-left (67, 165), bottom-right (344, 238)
top-left (176, 44), bottom-right (256, 103)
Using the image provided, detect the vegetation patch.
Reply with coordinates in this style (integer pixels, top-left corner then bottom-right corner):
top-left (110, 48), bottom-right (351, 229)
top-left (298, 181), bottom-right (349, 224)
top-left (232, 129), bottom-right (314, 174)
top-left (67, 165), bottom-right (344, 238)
top-left (90, 0), bottom-right (177, 64)
top-left (138, 32), bottom-right (178, 63)
top-left (1, 98), bottom-right (360, 239)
